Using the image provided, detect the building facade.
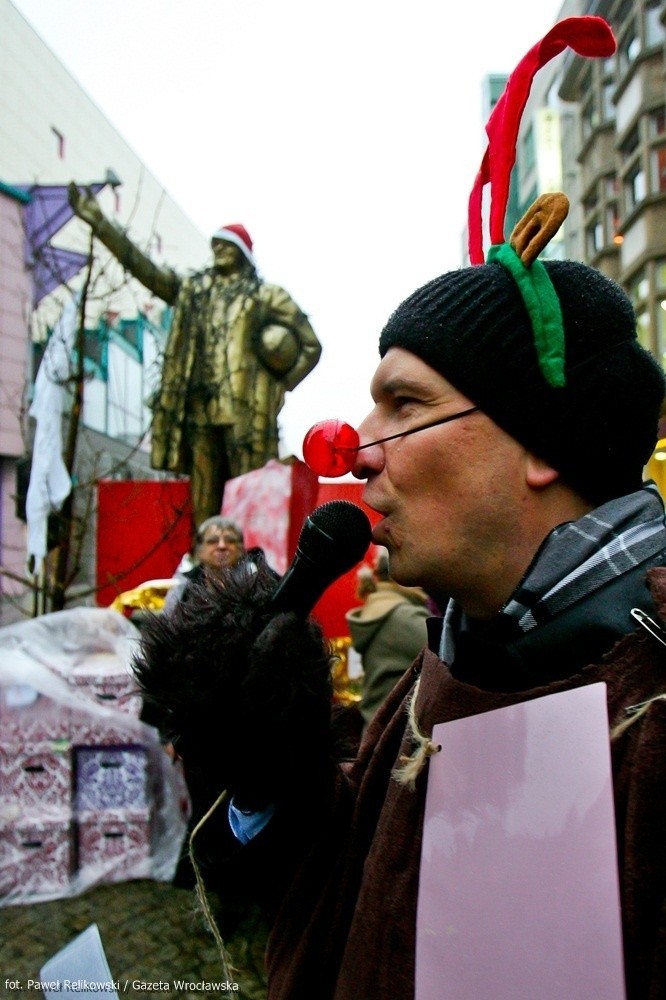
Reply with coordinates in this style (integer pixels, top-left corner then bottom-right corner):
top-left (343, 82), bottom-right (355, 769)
top-left (558, 0), bottom-right (666, 485)
top-left (494, 0), bottom-right (665, 488)
top-left (559, 0), bottom-right (665, 363)
top-left (0, 183), bottom-right (32, 615)
top-left (0, 0), bottom-right (211, 622)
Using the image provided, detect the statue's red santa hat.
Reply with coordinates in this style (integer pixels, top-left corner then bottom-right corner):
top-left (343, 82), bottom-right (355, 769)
top-left (211, 223), bottom-right (255, 265)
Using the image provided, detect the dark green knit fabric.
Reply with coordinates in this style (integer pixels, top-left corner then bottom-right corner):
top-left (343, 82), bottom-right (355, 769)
top-left (486, 243), bottom-right (566, 388)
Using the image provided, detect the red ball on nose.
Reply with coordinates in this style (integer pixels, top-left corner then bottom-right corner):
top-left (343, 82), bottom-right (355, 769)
top-left (302, 420), bottom-right (360, 477)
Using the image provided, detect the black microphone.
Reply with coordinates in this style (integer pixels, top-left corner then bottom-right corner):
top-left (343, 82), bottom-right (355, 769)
top-left (271, 500), bottom-right (373, 617)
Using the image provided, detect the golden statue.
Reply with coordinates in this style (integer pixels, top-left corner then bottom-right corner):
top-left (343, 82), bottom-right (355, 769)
top-left (68, 185), bottom-right (322, 525)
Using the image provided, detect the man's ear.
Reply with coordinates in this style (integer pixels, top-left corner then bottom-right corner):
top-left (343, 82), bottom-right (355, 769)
top-left (525, 452), bottom-right (560, 489)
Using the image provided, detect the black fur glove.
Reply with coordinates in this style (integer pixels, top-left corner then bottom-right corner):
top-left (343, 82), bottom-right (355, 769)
top-left (133, 551), bottom-right (334, 812)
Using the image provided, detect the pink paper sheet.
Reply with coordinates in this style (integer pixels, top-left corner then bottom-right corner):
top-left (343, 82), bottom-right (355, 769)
top-left (416, 683), bottom-right (626, 1000)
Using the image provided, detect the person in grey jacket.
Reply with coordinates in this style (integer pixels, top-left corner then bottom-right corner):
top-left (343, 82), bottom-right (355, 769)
top-left (346, 548), bottom-right (429, 730)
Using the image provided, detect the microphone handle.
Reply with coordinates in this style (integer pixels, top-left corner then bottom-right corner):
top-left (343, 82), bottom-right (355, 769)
top-left (271, 550), bottom-right (337, 618)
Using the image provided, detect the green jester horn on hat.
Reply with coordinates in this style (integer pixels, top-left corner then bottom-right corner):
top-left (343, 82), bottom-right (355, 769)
top-left (467, 16), bottom-right (616, 388)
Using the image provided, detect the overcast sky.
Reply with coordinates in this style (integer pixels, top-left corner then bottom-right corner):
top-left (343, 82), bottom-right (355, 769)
top-left (11, 0), bottom-right (564, 461)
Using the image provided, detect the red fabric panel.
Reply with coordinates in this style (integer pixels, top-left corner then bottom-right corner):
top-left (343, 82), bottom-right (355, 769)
top-left (311, 482), bottom-right (381, 639)
top-left (288, 460), bottom-right (322, 565)
top-left (96, 480), bottom-right (193, 606)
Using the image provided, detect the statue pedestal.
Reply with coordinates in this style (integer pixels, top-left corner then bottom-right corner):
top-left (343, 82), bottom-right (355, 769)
top-left (221, 457), bottom-right (319, 575)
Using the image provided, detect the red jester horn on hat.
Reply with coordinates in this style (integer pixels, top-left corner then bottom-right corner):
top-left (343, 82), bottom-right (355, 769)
top-left (467, 17), bottom-right (616, 266)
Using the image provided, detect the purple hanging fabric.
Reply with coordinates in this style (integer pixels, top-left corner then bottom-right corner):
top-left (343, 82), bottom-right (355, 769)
top-left (14, 182), bottom-right (105, 304)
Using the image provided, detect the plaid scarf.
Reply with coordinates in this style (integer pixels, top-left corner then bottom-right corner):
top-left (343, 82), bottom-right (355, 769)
top-left (440, 484), bottom-right (666, 663)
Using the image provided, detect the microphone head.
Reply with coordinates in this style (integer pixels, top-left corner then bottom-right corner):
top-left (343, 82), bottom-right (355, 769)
top-left (299, 500), bottom-right (372, 576)
top-left (270, 500), bottom-right (372, 617)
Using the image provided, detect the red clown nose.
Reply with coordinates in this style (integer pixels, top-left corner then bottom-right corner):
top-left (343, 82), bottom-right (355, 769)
top-left (302, 419), bottom-right (359, 477)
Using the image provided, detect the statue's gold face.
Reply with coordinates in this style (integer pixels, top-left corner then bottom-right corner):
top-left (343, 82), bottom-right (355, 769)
top-left (211, 238), bottom-right (243, 274)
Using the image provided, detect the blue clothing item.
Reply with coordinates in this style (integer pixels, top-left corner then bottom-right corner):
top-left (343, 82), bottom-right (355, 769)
top-left (228, 800), bottom-right (276, 845)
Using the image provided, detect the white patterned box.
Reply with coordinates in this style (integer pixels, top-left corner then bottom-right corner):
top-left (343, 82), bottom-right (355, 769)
top-left (0, 808), bottom-right (73, 896)
top-left (74, 745), bottom-right (148, 812)
top-left (0, 684), bottom-right (69, 748)
top-left (76, 807), bottom-right (151, 883)
top-left (0, 744), bottom-right (72, 808)
top-left (69, 706), bottom-right (143, 747)
top-left (63, 653), bottom-right (142, 716)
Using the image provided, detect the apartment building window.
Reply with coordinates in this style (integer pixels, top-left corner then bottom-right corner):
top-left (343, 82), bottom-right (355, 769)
top-left (586, 218), bottom-right (604, 256)
top-left (577, 67), bottom-right (596, 142)
top-left (626, 163), bottom-right (647, 209)
top-left (603, 53), bottom-right (616, 78)
top-left (651, 144), bottom-right (666, 194)
top-left (601, 82), bottom-right (615, 123)
top-left (647, 108), bottom-right (666, 195)
top-left (621, 125), bottom-right (646, 212)
top-left (621, 125), bottom-right (640, 157)
top-left (649, 108), bottom-right (665, 139)
top-left (658, 260), bottom-right (666, 293)
top-left (615, 0), bottom-right (633, 21)
top-left (599, 48), bottom-right (616, 124)
top-left (584, 190), bottom-right (598, 214)
top-left (618, 22), bottom-right (640, 73)
top-left (630, 271), bottom-right (650, 303)
top-left (607, 205), bottom-right (622, 245)
top-left (581, 95), bottom-right (598, 141)
top-left (645, 2), bottom-right (664, 47)
top-left (606, 175), bottom-right (620, 198)
top-left (656, 259), bottom-right (666, 368)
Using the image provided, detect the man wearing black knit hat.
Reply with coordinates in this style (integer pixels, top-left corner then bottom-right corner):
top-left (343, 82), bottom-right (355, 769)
top-left (365, 251), bottom-right (666, 682)
top-left (329, 218), bottom-right (666, 998)
top-left (133, 18), bottom-right (666, 1000)
top-left (135, 221), bottom-right (666, 1000)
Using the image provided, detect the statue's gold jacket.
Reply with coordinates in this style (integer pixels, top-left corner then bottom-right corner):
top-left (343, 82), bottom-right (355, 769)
top-left (150, 267), bottom-right (321, 477)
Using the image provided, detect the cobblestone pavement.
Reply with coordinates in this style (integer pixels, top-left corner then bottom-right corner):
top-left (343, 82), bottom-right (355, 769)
top-left (0, 879), bottom-right (267, 1000)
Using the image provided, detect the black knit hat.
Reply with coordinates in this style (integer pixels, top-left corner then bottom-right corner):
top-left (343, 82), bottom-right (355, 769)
top-left (379, 259), bottom-right (665, 506)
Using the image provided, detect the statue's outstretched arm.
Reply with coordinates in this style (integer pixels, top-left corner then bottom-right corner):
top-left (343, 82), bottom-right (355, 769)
top-left (67, 183), bottom-right (181, 305)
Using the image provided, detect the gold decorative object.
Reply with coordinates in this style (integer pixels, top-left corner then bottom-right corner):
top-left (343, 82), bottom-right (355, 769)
top-left (109, 579), bottom-right (177, 615)
top-left (329, 636), bottom-right (363, 706)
